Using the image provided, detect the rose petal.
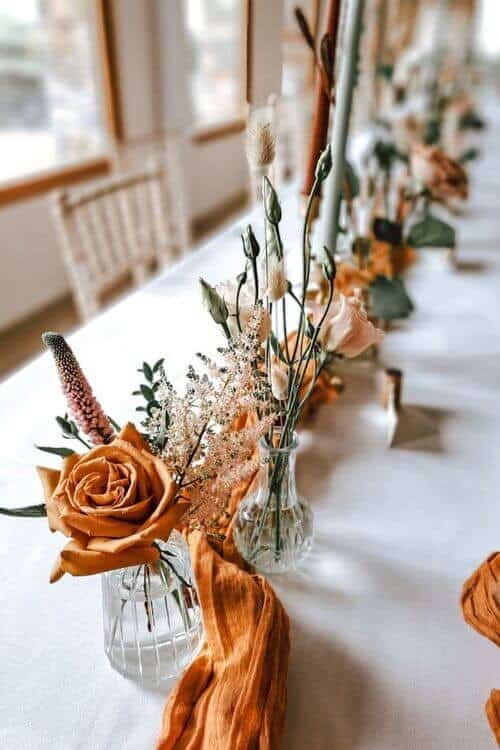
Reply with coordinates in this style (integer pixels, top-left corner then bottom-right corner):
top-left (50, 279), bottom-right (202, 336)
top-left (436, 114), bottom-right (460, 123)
top-left (54, 539), bottom-right (160, 579)
top-left (87, 500), bottom-right (189, 553)
top-left (36, 466), bottom-right (61, 502)
top-left (60, 511), bottom-right (139, 539)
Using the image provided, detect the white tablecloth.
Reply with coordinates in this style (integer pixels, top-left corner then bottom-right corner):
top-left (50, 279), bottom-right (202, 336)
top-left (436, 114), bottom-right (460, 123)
top-left (1, 110), bottom-right (500, 749)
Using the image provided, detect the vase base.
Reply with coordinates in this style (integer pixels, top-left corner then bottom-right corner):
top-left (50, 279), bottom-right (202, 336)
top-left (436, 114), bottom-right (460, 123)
top-left (104, 624), bottom-right (202, 687)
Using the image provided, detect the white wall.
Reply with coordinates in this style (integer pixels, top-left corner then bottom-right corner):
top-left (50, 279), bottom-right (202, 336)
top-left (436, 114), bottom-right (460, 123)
top-left (0, 196), bottom-right (68, 330)
top-left (0, 0), bottom-right (284, 334)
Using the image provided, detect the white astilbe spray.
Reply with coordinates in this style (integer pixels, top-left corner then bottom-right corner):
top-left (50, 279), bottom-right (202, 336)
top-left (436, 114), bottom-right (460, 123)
top-left (144, 306), bottom-right (275, 531)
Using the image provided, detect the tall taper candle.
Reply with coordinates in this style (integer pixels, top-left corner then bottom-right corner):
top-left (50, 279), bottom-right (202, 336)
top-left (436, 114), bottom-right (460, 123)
top-left (318, 0), bottom-right (365, 254)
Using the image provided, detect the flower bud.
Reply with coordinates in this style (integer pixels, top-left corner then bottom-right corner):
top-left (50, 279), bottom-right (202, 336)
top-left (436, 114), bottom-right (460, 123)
top-left (200, 278), bottom-right (229, 325)
top-left (242, 224), bottom-right (260, 259)
top-left (263, 177), bottom-right (281, 225)
top-left (315, 143), bottom-right (332, 182)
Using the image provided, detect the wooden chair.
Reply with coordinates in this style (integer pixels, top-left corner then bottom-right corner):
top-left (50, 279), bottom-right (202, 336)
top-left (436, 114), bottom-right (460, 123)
top-left (52, 153), bottom-right (190, 321)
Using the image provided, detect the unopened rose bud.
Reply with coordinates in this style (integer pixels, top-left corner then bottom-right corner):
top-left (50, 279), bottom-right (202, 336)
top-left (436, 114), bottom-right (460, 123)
top-left (242, 225), bottom-right (260, 259)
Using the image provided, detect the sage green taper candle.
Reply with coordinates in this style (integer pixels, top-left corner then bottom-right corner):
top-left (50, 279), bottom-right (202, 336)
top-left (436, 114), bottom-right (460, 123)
top-left (318, 0), bottom-right (365, 255)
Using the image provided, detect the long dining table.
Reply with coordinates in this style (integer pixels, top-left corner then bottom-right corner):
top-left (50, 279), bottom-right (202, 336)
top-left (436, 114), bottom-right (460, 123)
top-left (1, 103), bottom-right (500, 749)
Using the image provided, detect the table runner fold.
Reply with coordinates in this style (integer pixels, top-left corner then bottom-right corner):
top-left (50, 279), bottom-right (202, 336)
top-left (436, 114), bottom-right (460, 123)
top-left (156, 528), bottom-right (290, 749)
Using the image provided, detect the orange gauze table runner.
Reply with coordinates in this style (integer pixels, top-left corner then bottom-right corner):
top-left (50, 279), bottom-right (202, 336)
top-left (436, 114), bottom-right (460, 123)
top-left (156, 529), bottom-right (290, 750)
top-left (156, 379), bottom-right (340, 749)
top-left (461, 552), bottom-right (500, 745)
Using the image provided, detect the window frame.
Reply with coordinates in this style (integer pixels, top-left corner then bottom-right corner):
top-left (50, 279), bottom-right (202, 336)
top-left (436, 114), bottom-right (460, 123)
top-left (190, 0), bottom-right (252, 145)
top-left (0, 0), bottom-right (120, 207)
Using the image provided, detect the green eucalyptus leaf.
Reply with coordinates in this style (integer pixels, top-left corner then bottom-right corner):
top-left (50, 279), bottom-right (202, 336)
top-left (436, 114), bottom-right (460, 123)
top-left (56, 416), bottom-right (72, 434)
top-left (0, 504), bottom-right (47, 517)
top-left (36, 445), bottom-right (75, 457)
top-left (459, 147), bottom-right (480, 164)
top-left (424, 118), bottom-right (441, 145)
top-left (108, 415), bottom-right (121, 432)
top-left (140, 384), bottom-right (155, 402)
top-left (143, 362), bottom-right (153, 382)
top-left (153, 358), bottom-right (164, 373)
top-left (373, 140), bottom-right (397, 171)
top-left (405, 214), bottom-right (455, 248)
top-left (376, 63), bottom-right (394, 81)
top-left (373, 217), bottom-right (403, 245)
top-left (369, 276), bottom-right (414, 321)
top-left (459, 110), bottom-right (485, 131)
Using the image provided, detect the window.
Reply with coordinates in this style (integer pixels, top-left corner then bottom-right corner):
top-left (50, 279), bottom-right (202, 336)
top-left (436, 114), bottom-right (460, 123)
top-left (0, 0), bottom-right (110, 187)
top-left (185, 0), bottom-right (245, 131)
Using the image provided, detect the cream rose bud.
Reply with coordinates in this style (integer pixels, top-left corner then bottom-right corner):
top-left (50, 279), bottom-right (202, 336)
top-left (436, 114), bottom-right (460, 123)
top-left (309, 294), bottom-right (384, 358)
top-left (266, 257), bottom-right (288, 302)
top-left (270, 362), bottom-right (289, 401)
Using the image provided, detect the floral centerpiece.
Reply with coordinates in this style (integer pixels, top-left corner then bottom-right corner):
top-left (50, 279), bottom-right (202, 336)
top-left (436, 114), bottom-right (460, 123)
top-left (0, 317), bottom-right (275, 684)
top-left (199, 144), bottom-right (384, 573)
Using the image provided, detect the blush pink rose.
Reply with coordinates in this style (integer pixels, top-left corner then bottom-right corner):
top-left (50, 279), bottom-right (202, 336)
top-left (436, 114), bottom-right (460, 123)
top-left (308, 293), bottom-right (385, 358)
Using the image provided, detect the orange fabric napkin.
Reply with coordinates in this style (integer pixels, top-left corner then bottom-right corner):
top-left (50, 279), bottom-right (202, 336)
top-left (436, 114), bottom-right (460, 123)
top-left (486, 690), bottom-right (500, 746)
top-left (461, 551), bottom-right (500, 646)
top-left (461, 553), bottom-right (500, 745)
top-left (156, 512), bottom-right (290, 749)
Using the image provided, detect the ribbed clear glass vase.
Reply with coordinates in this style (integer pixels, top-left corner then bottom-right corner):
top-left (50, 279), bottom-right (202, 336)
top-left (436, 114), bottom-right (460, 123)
top-left (101, 530), bottom-right (202, 687)
top-left (233, 432), bottom-right (313, 574)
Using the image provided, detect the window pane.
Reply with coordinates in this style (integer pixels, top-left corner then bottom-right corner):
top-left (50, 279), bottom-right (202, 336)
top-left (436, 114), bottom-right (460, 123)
top-left (185, 0), bottom-right (243, 128)
top-left (0, 0), bottom-right (106, 184)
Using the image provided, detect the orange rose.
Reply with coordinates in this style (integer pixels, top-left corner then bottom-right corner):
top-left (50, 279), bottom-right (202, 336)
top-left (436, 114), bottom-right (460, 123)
top-left (37, 423), bottom-right (187, 582)
top-left (410, 144), bottom-right (468, 202)
top-left (334, 262), bottom-right (373, 297)
top-left (370, 240), bottom-right (417, 279)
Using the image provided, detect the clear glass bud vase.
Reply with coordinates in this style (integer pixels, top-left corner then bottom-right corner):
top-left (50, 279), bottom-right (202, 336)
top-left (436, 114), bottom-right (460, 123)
top-left (101, 530), bottom-right (203, 687)
top-left (233, 432), bottom-right (313, 574)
